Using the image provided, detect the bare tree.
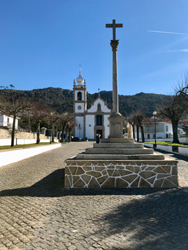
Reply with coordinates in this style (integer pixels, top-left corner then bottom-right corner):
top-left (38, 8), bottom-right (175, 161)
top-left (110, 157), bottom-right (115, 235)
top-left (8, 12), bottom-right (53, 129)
top-left (66, 117), bottom-right (76, 142)
top-left (30, 102), bottom-right (51, 144)
top-left (0, 93), bottom-right (29, 147)
top-left (49, 112), bottom-right (59, 143)
top-left (131, 109), bottom-right (146, 142)
top-left (57, 112), bottom-right (74, 142)
top-left (158, 94), bottom-right (188, 144)
top-left (156, 75), bottom-right (188, 143)
top-left (127, 117), bottom-right (136, 140)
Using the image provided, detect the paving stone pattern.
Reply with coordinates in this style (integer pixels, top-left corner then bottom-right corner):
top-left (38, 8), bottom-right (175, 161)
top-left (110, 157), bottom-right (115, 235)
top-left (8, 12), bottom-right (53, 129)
top-left (0, 142), bottom-right (188, 250)
top-left (65, 162), bottom-right (178, 188)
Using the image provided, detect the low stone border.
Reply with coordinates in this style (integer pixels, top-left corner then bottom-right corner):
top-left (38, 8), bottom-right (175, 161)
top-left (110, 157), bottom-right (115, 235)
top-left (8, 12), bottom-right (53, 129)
top-left (0, 143), bottom-right (61, 167)
top-left (65, 159), bottom-right (178, 188)
top-left (144, 143), bottom-right (188, 157)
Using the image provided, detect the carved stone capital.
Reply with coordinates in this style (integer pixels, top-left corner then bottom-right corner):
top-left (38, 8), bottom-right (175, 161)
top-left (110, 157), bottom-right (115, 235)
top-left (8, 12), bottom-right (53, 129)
top-left (110, 40), bottom-right (119, 51)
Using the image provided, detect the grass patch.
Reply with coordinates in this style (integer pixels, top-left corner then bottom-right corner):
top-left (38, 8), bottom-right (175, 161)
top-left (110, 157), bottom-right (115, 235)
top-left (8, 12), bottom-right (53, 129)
top-left (0, 142), bottom-right (59, 150)
top-left (146, 141), bottom-right (188, 147)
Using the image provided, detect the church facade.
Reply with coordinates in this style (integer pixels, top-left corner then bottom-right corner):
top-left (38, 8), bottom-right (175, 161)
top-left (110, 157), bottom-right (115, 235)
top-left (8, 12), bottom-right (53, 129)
top-left (73, 71), bottom-right (111, 140)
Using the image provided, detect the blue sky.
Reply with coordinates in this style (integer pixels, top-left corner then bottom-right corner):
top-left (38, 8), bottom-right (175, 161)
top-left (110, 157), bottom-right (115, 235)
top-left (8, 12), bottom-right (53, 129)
top-left (0, 0), bottom-right (188, 95)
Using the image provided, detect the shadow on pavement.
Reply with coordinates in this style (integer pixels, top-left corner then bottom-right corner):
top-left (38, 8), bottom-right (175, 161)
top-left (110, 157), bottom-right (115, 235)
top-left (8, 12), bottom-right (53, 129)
top-left (98, 187), bottom-right (188, 250)
top-left (0, 168), bottom-right (171, 197)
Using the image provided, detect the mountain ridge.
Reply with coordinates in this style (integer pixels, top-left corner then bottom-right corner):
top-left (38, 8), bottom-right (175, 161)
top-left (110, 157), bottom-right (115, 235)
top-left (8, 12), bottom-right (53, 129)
top-left (0, 87), bottom-right (171, 117)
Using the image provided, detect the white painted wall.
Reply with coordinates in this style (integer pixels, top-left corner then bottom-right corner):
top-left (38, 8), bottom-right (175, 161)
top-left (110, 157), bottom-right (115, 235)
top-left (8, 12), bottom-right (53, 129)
top-left (104, 115), bottom-right (110, 138)
top-left (135, 122), bottom-right (173, 140)
top-left (179, 137), bottom-right (188, 143)
top-left (75, 103), bottom-right (85, 113)
top-left (0, 115), bottom-right (18, 129)
top-left (179, 147), bottom-right (188, 156)
top-left (87, 98), bottom-right (111, 113)
top-left (75, 116), bottom-right (84, 138)
top-left (85, 115), bottom-right (95, 139)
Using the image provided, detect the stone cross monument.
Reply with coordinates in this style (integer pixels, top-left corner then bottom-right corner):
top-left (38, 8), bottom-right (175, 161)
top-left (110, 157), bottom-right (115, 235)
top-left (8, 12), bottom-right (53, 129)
top-left (106, 19), bottom-right (124, 138)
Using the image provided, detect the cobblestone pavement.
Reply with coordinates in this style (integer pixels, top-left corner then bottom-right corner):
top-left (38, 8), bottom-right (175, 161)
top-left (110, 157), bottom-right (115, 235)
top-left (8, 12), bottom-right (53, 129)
top-left (0, 142), bottom-right (188, 250)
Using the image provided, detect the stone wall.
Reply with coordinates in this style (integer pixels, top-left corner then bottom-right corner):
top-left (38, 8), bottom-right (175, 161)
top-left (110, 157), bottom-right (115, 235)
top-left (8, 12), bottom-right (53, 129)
top-left (0, 129), bottom-right (51, 140)
top-left (65, 160), bottom-right (178, 188)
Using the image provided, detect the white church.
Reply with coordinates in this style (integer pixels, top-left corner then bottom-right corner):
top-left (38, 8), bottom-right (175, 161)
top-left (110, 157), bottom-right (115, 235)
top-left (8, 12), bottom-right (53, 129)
top-left (73, 71), bottom-right (111, 140)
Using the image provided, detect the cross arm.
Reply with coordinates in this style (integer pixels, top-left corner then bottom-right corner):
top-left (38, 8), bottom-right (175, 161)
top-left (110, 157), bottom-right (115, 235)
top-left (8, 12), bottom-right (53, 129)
top-left (116, 24), bottom-right (123, 28)
top-left (106, 24), bottom-right (113, 28)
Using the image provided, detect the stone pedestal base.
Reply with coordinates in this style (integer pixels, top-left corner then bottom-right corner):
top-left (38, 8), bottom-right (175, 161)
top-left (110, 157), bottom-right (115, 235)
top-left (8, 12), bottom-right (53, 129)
top-left (108, 113), bottom-right (124, 138)
top-left (65, 160), bottom-right (178, 188)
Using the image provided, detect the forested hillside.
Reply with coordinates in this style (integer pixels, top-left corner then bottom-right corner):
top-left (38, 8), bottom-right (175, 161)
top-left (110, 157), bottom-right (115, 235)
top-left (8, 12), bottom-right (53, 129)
top-left (0, 88), bottom-right (170, 117)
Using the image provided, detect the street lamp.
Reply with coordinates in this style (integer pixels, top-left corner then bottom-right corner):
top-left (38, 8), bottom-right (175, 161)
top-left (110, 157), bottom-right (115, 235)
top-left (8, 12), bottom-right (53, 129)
top-left (153, 111), bottom-right (157, 145)
top-left (50, 112), bottom-right (55, 143)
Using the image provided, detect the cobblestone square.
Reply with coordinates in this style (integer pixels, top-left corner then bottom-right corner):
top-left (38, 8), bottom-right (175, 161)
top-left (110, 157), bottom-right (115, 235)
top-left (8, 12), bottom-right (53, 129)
top-left (0, 142), bottom-right (188, 250)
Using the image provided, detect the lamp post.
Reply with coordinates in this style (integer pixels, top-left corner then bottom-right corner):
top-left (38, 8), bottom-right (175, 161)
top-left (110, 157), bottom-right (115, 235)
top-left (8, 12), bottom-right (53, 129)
top-left (153, 111), bottom-right (157, 146)
top-left (50, 112), bottom-right (55, 143)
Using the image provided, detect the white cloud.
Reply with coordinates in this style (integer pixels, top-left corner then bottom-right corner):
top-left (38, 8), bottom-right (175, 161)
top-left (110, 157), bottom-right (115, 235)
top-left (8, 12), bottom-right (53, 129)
top-left (147, 30), bottom-right (188, 36)
top-left (167, 49), bottom-right (188, 52)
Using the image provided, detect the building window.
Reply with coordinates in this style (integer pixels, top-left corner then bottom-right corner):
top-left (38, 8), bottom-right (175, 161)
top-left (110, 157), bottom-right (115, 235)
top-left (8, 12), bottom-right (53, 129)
top-left (96, 115), bottom-right (102, 126)
top-left (97, 103), bottom-right (101, 111)
top-left (146, 126), bottom-right (150, 132)
top-left (147, 134), bottom-right (150, 139)
top-left (77, 92), bottom-right (82, 100)
top-left (166, 126), bottom-right (168, 131)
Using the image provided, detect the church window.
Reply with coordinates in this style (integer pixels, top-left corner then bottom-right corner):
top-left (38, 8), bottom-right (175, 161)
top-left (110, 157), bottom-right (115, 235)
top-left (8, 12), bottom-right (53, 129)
top-left (96, 115), bottom-right (102, 126)
top-left (97, 103), bottom-right (101, 111)
top-left (77, 92), bottom-right (82, 100)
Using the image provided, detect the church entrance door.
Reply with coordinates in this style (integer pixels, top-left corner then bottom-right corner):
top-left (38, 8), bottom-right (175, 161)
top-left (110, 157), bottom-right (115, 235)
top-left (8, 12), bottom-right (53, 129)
top-left (96, 129), bottom-right (103, 138)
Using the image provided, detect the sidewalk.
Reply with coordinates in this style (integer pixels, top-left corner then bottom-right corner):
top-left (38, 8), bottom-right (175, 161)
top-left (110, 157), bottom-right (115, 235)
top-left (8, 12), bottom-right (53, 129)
top-left (0, 143), bottom-right (61, 167)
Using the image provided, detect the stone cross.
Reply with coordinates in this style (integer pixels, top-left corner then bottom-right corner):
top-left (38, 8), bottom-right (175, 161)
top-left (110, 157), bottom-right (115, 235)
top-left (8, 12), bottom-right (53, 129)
top-left (106, 19), bottom-right (123, 114)
top-left (106, 19), bottom-right (124, 138)
top-left (106, 19), bottom-right (123, 41)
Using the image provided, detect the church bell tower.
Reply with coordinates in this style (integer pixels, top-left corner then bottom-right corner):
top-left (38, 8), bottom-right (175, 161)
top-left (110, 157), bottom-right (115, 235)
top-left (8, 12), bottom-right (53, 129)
top-left (73, 70), bottom-right (87, 139)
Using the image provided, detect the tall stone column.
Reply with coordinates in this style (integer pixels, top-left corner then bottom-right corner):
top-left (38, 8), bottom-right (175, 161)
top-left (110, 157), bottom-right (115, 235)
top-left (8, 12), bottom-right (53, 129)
top-left (108, 39), bottom-right (124, 138)
top-left (111, 40), bottom-right (119, 114)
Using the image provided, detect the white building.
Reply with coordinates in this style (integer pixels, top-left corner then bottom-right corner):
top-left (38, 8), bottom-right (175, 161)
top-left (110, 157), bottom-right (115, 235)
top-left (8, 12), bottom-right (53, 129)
top-left (0, 111), bottom-right (19, 130)
top-left (73, 71), bottom-right (111, 140)
top-left (133, 119), bottom-right (173, 140)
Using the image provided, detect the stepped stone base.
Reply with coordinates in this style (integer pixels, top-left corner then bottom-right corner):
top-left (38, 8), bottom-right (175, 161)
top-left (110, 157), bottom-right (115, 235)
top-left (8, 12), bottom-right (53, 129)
top-left (76, 154), bottom-right (165, 160)
top-left (85, 147), bottom-right (153, 154)
top-left (101, 138), bottom-right (134, 143)
top-left (65, 159), bottom-right (178, 188)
